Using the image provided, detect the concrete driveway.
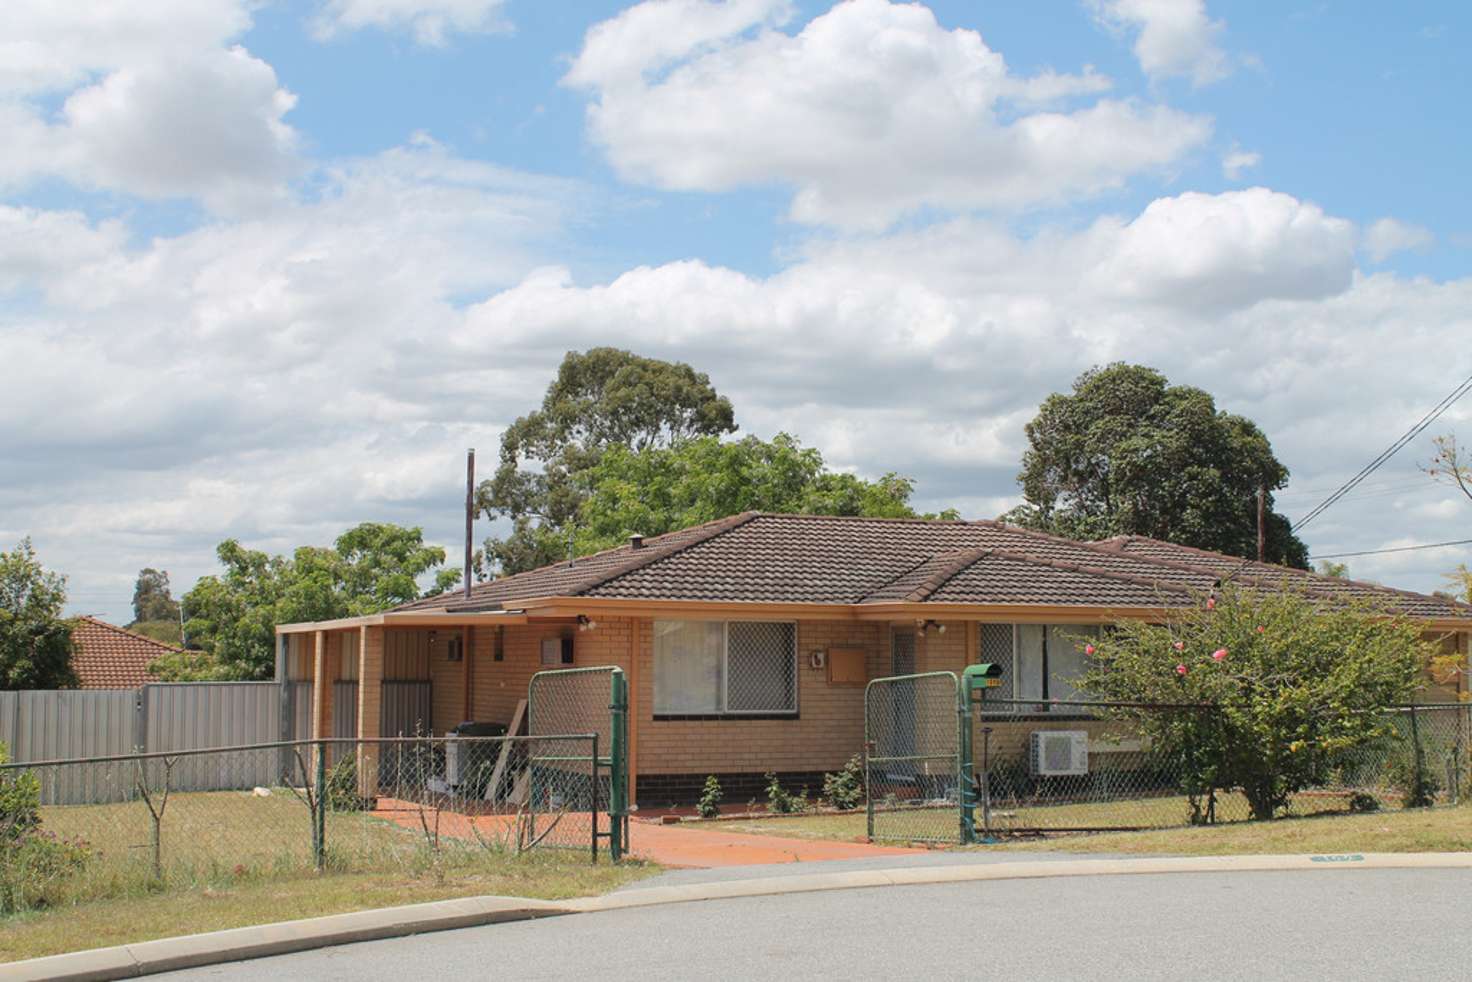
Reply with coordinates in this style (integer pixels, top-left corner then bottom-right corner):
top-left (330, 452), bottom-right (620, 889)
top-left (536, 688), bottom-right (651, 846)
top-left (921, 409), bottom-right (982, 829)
top-left (156, 866), bottom-right (1471, 981)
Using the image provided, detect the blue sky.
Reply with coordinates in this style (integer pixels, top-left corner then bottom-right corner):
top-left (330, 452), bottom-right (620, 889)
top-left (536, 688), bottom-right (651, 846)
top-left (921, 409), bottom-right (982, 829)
top-left (3, 0), bottom-right (1471, 622)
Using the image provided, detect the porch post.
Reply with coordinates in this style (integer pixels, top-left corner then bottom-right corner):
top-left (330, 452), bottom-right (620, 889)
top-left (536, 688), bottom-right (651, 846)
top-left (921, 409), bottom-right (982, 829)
top-left (357, 625), bottom-right (384, 799)
top-left (311, 630), bottom-right (331, 739)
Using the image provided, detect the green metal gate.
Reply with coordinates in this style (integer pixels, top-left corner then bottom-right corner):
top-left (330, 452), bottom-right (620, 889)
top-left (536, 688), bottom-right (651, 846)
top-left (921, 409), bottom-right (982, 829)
top-left (865, 671), bottom-right (969, 844)
top-left (525, 665), bottom-right (629, 861)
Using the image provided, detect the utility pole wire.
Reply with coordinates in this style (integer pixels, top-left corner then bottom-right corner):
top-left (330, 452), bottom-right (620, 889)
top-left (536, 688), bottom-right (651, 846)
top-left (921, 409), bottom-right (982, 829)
top-left (1292, 371), bottom-right (1472, 532)
top-left (1308, 538), bottom-right (1472, 561)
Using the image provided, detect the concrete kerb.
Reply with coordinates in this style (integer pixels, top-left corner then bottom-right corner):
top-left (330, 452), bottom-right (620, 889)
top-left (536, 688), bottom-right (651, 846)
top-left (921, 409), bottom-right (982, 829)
top-left (570, 851), bottom-right (1472, 913)
top-left (11, 853), bottom-right (1472, 981)
top-left (1, 896), bottom-right (572, 982)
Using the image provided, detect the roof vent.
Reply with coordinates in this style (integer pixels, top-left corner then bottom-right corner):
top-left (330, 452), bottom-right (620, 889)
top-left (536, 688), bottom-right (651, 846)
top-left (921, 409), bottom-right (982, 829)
top-left (629, 533), bottom-right (645, 550)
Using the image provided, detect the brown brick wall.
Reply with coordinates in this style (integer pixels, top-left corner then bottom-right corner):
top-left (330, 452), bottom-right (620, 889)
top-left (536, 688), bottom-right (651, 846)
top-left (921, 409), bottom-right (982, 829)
top-left (634, 618), bottom-right (887, 778)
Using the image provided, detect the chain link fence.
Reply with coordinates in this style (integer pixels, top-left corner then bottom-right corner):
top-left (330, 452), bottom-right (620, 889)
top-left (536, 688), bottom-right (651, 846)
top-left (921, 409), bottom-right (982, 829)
top-left (527, 666), bottom-right (628, 859)
top-left (971, 700), bottom-right (1471, 834)
top-left (865, 672), bottom-right (965, 844)
top-left (0, 734), bottom-right (614, 915)
top-left (861, 681), bottom-right (1470, 844)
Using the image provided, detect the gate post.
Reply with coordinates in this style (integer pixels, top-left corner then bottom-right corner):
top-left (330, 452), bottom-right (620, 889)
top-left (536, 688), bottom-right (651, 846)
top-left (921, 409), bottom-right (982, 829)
top-left (957, 673), bottom-right (974, 845)
top-left (609, 669), bottom-right (629, 862)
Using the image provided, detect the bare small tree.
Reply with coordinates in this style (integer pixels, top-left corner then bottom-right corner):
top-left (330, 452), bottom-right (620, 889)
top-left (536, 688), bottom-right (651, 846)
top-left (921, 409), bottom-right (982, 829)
top-left (134, 755), bottom-right (179, 880)
top-left (1427, 434), bottom-right (1472, 504)
top-left (284, 747), bottom-right (326, 869)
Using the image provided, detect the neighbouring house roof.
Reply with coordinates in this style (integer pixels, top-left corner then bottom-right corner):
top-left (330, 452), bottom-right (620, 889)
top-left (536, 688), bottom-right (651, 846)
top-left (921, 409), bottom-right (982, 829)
top-left (398, 513), bottom-right (1472, 623)
top-left (70, 616), bottom-right (176, 689)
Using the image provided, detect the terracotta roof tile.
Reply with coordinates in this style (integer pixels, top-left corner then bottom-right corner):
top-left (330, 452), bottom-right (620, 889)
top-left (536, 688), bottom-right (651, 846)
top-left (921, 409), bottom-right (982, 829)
top-left (393, 513), bottom-right (1472, 621)
top-left (70, 616), bottom-right (176, 689)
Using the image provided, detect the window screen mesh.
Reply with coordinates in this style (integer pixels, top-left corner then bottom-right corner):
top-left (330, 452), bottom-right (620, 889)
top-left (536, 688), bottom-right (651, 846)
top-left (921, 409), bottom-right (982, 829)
top-left (725, 622), bottom-right (797, 712)
top-left (979, 623), bottom-right (1015, 707)
top-left (653, 620), bottom-right (723, 713)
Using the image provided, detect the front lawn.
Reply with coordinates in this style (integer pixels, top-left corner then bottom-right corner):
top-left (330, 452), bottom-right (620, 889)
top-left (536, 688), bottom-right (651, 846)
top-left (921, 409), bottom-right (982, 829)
top-left (700, 803), bottom-right (1472, 855)
top-left (2, 788), bottom-right (654, 963)
top-left (705, 790), bottom-right (1354, 842)
top-left (993, 806), bottom-right (1472, 856)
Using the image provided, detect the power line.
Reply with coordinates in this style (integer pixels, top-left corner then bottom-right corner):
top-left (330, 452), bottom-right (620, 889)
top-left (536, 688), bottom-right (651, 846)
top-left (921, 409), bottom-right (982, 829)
top-left (1292, 371), bottom-right (1472, 532)
top-left (1309, 538), bottom-right (1472, 560)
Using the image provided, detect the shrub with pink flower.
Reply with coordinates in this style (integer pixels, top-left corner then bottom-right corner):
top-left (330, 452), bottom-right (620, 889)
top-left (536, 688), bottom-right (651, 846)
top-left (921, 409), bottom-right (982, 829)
top-left (1073, 585), bottom-right (1430, 822)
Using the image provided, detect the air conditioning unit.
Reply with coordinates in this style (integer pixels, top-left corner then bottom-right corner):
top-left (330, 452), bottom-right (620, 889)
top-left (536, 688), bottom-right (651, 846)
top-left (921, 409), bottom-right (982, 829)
top-left (1030, 730), bottom-right (1089, 777)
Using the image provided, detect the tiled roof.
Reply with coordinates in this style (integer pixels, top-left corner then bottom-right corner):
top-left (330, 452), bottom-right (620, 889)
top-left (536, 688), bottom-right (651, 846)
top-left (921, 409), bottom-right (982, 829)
top-left (398, 513), bottom-right (1472, 620)
top-left (70, 616), bottom-right (176, 689)
top-left (1094, 536), bottom-right (1469, 620)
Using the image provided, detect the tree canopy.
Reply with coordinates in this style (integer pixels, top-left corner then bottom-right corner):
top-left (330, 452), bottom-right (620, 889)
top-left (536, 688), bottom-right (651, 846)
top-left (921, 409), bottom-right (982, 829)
top-left (1003, 363), bottom-right (1308, 567)
top-left (1079, 586), bottom-right (1428, 820)
top-left (127, 568), bottom-right (183, 645)
top-left (0, 538), bottom-right (77, 690)
top-left (161, 523), bottom-right (458, 681)
top-left (575, 433), bottom-right (944, 552)
top-left (478, 348), bottom-right (737, 574)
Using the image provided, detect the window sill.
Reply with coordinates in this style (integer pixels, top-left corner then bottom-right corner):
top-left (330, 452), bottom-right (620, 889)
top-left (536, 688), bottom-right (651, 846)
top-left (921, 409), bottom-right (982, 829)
top-left (653, 713), bottom-right (800, 722)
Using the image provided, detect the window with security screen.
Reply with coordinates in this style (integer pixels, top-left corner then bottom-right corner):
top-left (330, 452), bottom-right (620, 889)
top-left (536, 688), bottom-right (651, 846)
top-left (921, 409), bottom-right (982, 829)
top-left (977, 623), bottom-right (1102, 713)
top-left (654, 620), bottom-right (797, 716)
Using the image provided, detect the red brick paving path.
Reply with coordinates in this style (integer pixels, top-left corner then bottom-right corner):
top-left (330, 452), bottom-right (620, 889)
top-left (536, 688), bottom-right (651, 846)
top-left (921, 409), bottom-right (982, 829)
top-left (370, 800), bottom-right (923, 868)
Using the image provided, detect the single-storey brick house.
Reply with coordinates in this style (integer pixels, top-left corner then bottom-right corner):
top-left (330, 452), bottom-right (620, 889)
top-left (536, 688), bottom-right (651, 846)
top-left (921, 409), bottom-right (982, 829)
top-left (275, 513), bottom-right (1472, 803)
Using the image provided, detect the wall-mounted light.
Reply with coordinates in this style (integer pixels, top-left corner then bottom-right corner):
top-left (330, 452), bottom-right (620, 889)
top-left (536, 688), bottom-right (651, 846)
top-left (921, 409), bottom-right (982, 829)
top-left (577, 614), bottom-right (599, 632)
top-left (919, 619), bottom-right (946, 635)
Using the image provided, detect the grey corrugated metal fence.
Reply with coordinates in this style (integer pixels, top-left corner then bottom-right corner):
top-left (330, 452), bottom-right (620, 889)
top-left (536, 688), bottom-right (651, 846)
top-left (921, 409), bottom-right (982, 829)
top-left (2, 682), bottom-right (306, 803)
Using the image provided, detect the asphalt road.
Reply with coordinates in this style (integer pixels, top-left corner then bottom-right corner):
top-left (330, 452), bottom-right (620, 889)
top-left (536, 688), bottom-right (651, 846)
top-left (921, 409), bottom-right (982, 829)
top-left (161, 868), bottom-right (1470, 981)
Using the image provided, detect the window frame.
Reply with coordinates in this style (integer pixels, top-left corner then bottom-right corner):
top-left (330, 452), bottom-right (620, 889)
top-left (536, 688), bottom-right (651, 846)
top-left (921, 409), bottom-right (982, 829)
top-left (653, 619), bottom-right (800, 719)
top-left (978, 622), bottom-right (1101, 719)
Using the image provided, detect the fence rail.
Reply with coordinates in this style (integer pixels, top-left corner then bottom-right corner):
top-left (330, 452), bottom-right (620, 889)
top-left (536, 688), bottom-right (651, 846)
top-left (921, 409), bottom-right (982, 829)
top-left (971, 700), bottom-right (1471, 835)
top-left (0, 683), bottom-right (302, 803)
top-left (0, 733), bottom-right (616, 915)
top-left (863, 681), bottom-right (1472, 844)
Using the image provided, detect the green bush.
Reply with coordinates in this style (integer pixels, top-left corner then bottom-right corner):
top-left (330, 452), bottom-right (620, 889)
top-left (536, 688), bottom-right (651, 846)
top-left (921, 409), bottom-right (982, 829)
top-left (696, 776), bottom-right (723, 819)
top-left (325, 756), bottom-right (364, 813)
top-left (1080, 586), bottom-right (1429, 821)
top-left (1386, 752), bottom-right (1441, 809)
top-left (764, 772), bottom-right (807, 815)
top-left (1, 744), bottom-right (92, 913)
top-left (1, 746), bottom-right (41, 841)
top-left (1347, 791), bottom-right (1380, 814)
top-left (821, 756), bottom-right (865, 811)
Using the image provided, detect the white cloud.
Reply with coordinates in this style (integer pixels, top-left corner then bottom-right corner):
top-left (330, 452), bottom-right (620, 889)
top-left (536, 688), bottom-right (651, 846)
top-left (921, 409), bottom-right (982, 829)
top-left (5, 174), bottom-right (1470, 618)
top-left (1087, 188), bottom-right (1356, 309)
top-left (1221, 147), bottom-right (1260, 179)
top-left (565, 0), bottom-right (1210, 229)
top-left (1089, 0), bottom-right (1231, 86)
top-left (311, 0), bottom-right (511, 45)
top-left (0, 0), bottom-right (298, 210)
top-left (1362, 217), bottom-right (1435, 263)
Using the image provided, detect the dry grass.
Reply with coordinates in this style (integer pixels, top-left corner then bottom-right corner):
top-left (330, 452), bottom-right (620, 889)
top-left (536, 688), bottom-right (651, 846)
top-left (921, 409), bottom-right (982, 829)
top-left (0, 856), bottom-right (653, 964)
top-left (994, 805), bottom-right (1472, 856)
top-left (705, 792), bottom-right (1353, 843)
top-left (2, 789), bottom-right (653, 963)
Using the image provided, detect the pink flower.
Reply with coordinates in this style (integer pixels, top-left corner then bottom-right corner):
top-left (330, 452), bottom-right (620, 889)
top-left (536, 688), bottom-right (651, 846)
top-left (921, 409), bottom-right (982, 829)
top-left (1206, 597), bottom-right (1217, 610)
top-left (1173, 641), bottom-right (1185, 652)
top-left (1212, 648), bottom-right (1228, 662)
top-left (1176, 664), bottom-right (1188, 676)
top-left (1084, 644), bottom-right (1096, 655)
top-left (1256, 626), bottom-right (1266, 634)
